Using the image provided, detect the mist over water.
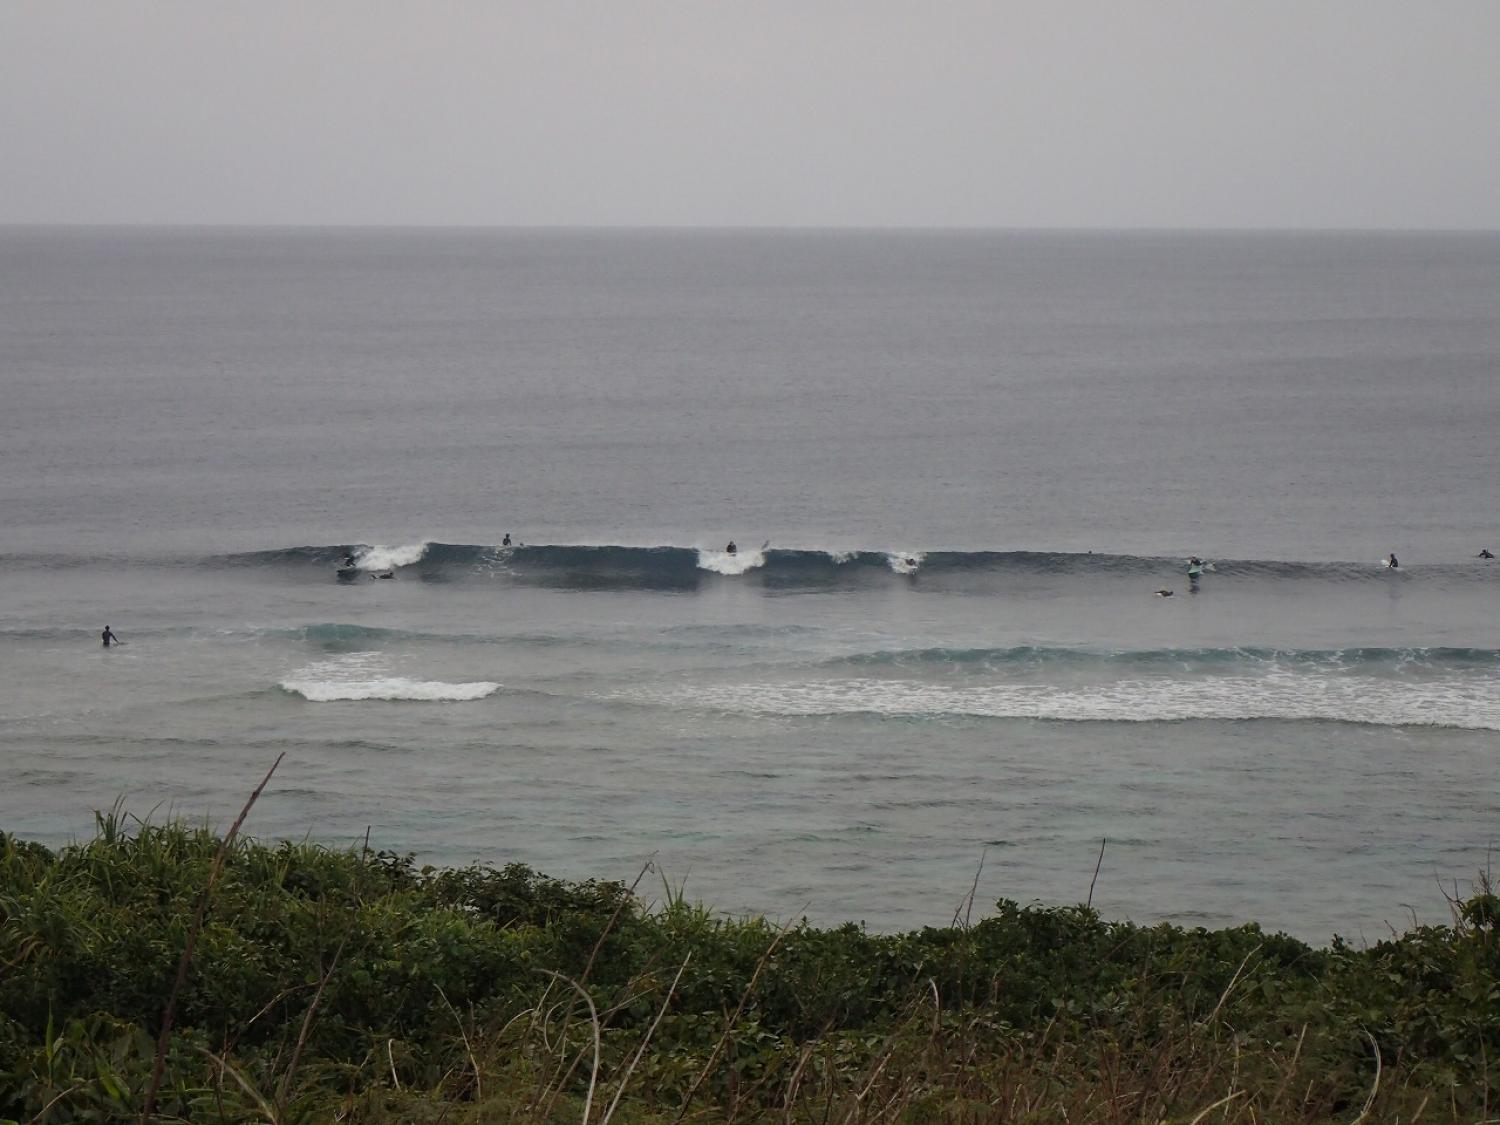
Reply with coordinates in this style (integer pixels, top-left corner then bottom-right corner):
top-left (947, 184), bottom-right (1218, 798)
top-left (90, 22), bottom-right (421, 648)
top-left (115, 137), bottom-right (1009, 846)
top-left (3, 229), bottom-right (1499, 941)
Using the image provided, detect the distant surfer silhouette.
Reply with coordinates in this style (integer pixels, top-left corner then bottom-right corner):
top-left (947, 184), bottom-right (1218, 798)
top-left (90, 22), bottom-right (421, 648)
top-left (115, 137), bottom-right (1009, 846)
top-left (372, 571), bottom-right (394, 580)
top-left (1479, 549), bottom-right (1494, 559)
top-left (101, 625), bottom-right (119, 647)
top-left (725, 540), bottom-right (737, 555)
top-left (502, 533), bottom-right (511, 547)
top-left (1385, 553), bottom-right (1399, 570)
top-left (1154, 589), bottom-right (1174, 598)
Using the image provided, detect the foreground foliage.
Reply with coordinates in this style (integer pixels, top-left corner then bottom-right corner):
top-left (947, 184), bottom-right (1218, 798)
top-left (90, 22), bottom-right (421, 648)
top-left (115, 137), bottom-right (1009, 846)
top-left (1, 816), bottom-right (1497, 1122)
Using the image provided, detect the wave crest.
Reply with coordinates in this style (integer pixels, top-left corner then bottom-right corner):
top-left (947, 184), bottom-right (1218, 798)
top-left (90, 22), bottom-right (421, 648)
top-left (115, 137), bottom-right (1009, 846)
top-left (625, 676), bottom-right (1500, 730)
top-left (696, 546), bottom-right (769, 576)
top-left (280, 676), bottom-right (500, 702)
top-left (199, 541), bottom-right (1496, 591)
top-left (278, 654), bottom-right (499, 702)
top-left (354, 542), bottom-right (429, 571)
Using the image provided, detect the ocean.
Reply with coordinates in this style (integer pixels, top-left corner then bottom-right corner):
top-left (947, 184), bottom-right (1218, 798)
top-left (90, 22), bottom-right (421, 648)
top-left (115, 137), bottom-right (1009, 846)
top-left (3, 227), bottom-right (1499, 942)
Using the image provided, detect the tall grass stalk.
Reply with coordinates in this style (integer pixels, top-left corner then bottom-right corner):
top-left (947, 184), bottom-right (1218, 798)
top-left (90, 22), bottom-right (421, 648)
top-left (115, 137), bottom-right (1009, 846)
top-left (139, 753), bottom-right (283, 1123)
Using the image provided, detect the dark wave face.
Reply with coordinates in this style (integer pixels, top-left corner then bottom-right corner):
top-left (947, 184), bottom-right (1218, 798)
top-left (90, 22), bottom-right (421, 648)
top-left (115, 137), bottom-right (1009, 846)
top-left (192, 541), bottom-right (1500, 592)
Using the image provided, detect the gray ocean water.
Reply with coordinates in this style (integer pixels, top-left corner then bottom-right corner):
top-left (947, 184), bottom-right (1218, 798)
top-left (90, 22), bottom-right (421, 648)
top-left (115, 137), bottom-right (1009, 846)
top-left (3, 228), bottom-right (1499, 942)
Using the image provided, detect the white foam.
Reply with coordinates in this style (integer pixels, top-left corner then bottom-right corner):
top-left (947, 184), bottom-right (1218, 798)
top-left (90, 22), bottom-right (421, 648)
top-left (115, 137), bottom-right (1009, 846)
top-left (886, 551), bottom-right (924, 574)
top-left (827, 550), bottom-right (857, 565)
top-left (697, 546), bottom-right (767, 576)
top-left (627, 675), bottom-right (1500, 731)
top-left (279, 654), bottom-right (498, 703)
top-left (282, 677), bottom-right (500, 702)
top-left (355, 542), bottom-right (429, 571)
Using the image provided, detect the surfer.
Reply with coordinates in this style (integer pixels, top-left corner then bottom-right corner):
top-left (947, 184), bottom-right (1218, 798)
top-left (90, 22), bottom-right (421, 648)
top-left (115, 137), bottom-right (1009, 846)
top-left (502, 533), bottom-right (511, 547)
top-left (341, 552), bottom-right (357, 568)
top-left (1154, 588), bottom-right (1174, 598)
top-left (1479, 549), bottom-right (1494, 559)
top-left (372, 571), bottom-right (395, 580)
top-left (725, 540), bottom-right (737, 555)
top-left (101, 625), bottom-right (119, 647)
top-left (1385, 553), bottom-right (1399, 570)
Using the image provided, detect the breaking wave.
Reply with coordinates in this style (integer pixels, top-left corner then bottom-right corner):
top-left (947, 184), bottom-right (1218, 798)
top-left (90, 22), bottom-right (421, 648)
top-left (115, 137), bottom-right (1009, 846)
top-left (352, 542), bottom-right (429, 571)
top-left (623, 675), bottom-right (1500, 730)
top-left (277, 654), bottom-right (499, 703)
top-left (279, 677), bottom-right (501, 702)
top-left (191, 541), bottom-right (1500, 590)
top-left (834, 645), bottom-right (1500, 672)
top-left (696, 545), bottom-right (769, 575)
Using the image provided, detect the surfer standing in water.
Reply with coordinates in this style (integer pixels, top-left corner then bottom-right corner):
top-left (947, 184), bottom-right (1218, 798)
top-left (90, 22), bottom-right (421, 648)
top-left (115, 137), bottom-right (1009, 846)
top-left (101, 625), bottom-right (119, 647)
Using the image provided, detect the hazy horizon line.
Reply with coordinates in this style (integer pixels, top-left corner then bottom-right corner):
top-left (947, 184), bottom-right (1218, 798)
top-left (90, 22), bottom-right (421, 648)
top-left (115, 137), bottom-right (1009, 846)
top-left (5, 222), bottom-right (1499, 236)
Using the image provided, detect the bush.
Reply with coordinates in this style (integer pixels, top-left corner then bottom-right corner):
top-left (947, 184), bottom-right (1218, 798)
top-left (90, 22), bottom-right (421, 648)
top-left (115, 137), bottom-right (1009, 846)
top-left (1, 818), bottom-right (1495, 1121)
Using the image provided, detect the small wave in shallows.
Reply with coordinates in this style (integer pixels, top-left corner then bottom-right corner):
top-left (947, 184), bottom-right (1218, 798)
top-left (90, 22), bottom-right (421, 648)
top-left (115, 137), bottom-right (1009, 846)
top-left (277, 653), bottom-right (498, 702)
top-left (279, 676), bottom-right (500, 703)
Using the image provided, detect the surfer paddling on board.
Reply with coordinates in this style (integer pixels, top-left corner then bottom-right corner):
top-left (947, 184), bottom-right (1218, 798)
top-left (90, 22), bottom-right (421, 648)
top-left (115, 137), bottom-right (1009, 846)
top-left (101, 625), bottom-right (119, 647)
top-left (1154, 589), bottom-right (1174, 598)
top-left (1479, 549), bottom-right (1494, 559)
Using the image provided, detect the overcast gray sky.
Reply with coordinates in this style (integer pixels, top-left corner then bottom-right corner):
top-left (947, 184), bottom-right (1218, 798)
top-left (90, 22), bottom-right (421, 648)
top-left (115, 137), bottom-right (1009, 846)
top-left (2, 1), bottom-right (1497, 228)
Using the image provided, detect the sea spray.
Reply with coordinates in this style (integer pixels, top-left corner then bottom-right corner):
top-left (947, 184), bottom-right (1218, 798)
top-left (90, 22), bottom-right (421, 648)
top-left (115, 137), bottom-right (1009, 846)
top-left (886, 552), bottom-right (924, 574)
top-left (696, 545), bottom-right (769, 576)
top-left (355, 542), bottom-right (430, 571)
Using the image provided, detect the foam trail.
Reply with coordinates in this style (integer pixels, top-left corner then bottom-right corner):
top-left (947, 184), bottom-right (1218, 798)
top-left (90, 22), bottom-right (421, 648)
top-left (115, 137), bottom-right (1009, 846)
top-left (356, 542), bottom-right (429, 571)
top-left (282, 678), bottom-right (500, 702)
top-left (628, 676), bottom-right (1500, 730)
top-left (697, 545), bottom-right (768, 576)
top-left (279, 654), bottom-right (499, 702)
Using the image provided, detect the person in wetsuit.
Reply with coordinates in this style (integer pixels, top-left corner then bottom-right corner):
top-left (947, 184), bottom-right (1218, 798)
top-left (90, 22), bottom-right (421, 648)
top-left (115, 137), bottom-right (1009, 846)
top-left (102, 625), bottom-right (119, 647)
top-left (1479, 549), bottom-right (1494, 559)
top-left (1386, 553), bottom-right (1399, 569)
top-left (725, 540), bottom-right (737, 555)
top-left (502, 533), bottom-right (511, 547)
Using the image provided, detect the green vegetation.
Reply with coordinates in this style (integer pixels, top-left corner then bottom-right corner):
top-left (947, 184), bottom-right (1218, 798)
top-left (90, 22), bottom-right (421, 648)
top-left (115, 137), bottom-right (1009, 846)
top-left (2, 812), bottom-right (1498, 1122)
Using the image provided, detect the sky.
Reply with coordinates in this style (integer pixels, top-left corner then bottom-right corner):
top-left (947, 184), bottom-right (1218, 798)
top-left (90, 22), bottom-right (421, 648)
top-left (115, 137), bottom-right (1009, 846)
top-left (2, 1), bottom-right (1497, 228)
